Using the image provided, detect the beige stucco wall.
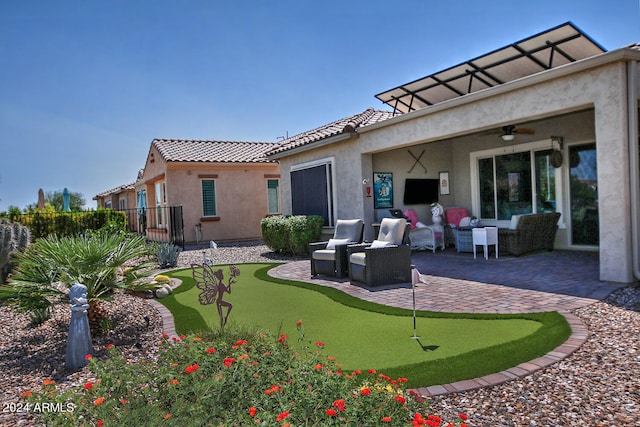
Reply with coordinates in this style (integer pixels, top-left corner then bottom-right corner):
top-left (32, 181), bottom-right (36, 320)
top-left (279, 57), bottom-right (638, 283)
top-left (138, 144), bottom-right (280, 243)
top-left (166, 162), bottom-right (280, 242)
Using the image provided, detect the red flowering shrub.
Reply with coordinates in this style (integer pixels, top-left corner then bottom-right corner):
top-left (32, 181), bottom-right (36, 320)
top-left (25, 324), bottom-right (469, 426)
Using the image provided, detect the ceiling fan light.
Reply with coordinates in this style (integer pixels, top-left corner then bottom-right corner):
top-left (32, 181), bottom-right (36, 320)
top-left (501, 133), bottom-right (515, 142)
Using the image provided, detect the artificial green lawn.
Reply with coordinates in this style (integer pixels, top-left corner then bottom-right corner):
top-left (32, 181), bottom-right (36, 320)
top-left (160, 263), bottom-right (571, 387)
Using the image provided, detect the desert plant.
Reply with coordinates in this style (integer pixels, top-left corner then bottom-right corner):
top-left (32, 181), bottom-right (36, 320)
top-left (0, 281), bottom-right (63, 325)
top-left (5, 233), bottom-right (155, 331)
top-left (156, 242), bottom-right (181, 268)
top-left (153, 274), bottom-right (171, 284)
top-left (0, 218), bottom-right (31, 284)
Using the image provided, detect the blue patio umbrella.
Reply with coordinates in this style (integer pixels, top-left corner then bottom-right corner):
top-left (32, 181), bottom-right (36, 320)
top-left (137, 190), bottom-right (146, 214)
top-left (63, 188), bottom-right (70, 211)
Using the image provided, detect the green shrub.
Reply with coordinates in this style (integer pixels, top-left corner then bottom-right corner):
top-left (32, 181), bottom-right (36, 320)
top-left (2, 233), bottom-right (155, 328)
top-left (11, 209), bottom-right (126, 240)
top-left (261, 215), bottom-right (290, 253)
top-left (288, 215), bottom-right (324, 255)
top-left (26, 324), bottom-right (470, 426)
top-left (261, 215), bottom-right (323, 256)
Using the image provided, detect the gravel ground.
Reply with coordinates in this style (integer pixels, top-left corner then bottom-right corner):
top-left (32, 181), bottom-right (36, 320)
top-left (1, 240), bottom-right (638, 426)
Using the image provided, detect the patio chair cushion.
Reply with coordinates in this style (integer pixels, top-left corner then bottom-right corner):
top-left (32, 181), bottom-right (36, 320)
top-left (350, 252), bottom-right (366, 266)
top-left (334, 219), bottom-right (365, 242)
top-left (509, 214), bottom-right (523, 230)
top-left (370, 239), bottom-right (394, 248)
top-left (403, 209), bottom-right (419, 229)
top-left (377, 218), bottom-right (407, 244)
top-left (444, 207), bottom-right (470, 227)
top-left (312, 249), bottom-right (337, 261)
top-left (326, 238), bottom-right (350, 249)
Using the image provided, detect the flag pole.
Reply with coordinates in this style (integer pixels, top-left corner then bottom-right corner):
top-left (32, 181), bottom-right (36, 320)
top-left (411, 265), bottom-right (419, 339)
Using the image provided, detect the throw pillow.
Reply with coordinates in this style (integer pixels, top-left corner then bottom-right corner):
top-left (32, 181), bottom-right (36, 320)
top-left (326, 238), bottom-right (350, 249)
top-left (370, 239), bottom-right (393, 249)
top-left (509, 215), bottom-right (522, 230)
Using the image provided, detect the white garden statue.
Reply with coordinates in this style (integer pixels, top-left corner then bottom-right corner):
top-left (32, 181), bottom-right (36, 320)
top-left (430, 202), bottom-right (444, 225)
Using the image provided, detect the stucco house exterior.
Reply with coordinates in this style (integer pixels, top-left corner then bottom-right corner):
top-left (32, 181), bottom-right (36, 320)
top-left (268, 22), bottom-right (640, 285)
top-left (93, 182), bottom-right (136, 210)
top-left (136, 138), bottom-right (281, 244)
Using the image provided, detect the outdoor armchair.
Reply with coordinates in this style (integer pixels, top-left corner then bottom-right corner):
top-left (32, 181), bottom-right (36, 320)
top-left (347, 218), bottom-right (411, 287)
top-left (444, 207), bottom-right (470, 248)
top-left (310, 219), bottom-right (364, 278)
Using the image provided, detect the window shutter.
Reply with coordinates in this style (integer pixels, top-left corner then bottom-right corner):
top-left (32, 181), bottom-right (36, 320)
top-left (202, 180), bottom-right (216, 216)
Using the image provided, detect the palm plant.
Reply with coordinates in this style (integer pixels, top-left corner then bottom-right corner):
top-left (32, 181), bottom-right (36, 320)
top-left (1, 233), bottom-right (156, 330)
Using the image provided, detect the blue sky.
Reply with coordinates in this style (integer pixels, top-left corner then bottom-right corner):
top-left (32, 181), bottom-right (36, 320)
top-left (1, 0), bottom-right (639, 211)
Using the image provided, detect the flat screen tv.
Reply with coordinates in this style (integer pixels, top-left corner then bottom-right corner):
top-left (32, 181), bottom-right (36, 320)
top-left (403, 179), bottom-right (439, 205)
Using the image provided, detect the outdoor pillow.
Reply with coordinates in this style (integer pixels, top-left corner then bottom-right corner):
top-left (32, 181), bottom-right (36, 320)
top-left (326, 238), bottom-right (351, 249)
top-left (509, 214), bottom-right (523, 230)
top-left (370, 239), bottom-right (393, 248)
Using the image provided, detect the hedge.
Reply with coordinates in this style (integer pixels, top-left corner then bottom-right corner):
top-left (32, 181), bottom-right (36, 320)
top-left (261, 215), bottom-right (323, 256)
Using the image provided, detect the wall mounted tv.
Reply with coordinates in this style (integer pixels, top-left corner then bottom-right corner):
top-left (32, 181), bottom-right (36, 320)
top-left (403, 179), bottom-right (439, 204)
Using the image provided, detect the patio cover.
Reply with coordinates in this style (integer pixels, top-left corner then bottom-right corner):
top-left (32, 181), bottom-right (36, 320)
top-left (375, 22), bottom-right (606, 114)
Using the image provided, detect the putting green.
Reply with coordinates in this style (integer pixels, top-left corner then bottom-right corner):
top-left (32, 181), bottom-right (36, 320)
top-left (162, 264), bottom-right (541, 373)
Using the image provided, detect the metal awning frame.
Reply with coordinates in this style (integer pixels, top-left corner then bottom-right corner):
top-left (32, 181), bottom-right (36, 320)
top-left (377, 22), bottom-right (607, 115)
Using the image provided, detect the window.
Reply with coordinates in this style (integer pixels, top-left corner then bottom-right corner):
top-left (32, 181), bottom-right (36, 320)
top-left (569, 143), bottom-right (598, 245)
top-left (472, 141), bottom-right (560, 221)
top-left (155, 181), bottom-right (166, 226)
top-left (201, 179), bottom-right (217, 217)
top-left (119, 197), bottom-right (127, 210)
top-left (267, 179), bottom-right (280, 214)
top-left (290, 158), bottom-right (335, 226)
top-left (534, 150), bottom-right (557, 213)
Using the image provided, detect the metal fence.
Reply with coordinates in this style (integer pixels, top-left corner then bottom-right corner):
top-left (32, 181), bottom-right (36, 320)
top-left (115, 206), bottom-right (184, 248)
top-left (8, 206), bottom-right (184, 248)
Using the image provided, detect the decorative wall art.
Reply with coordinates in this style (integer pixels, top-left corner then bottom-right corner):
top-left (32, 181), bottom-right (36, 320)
top-left (439, 171), bottom-right (450, 195)
top-left (373, 172), bottom-right (393, 209)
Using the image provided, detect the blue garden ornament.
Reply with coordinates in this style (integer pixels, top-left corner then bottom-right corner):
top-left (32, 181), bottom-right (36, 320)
top-left (63, 187), bottom-right (71, 211)
top-left (65, 284), bottom-right (93, 370)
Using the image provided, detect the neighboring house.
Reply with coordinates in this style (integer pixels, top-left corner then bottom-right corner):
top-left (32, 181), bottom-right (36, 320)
top-left (268, 22), bottom-right (640, 285)
top-left (93, 182), bottom-right (136, 210)
top-left (135, 139), bottom-right (280, 244)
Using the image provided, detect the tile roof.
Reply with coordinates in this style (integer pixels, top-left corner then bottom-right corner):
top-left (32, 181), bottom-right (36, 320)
top-left (94, 182), bottom-right (135, 199)
top-left (152, 139), bottom-right (278, 163)
top-left (266, 108), bottom-right (396, 156)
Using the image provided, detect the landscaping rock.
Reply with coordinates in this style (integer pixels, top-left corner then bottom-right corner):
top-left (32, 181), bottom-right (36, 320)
top-left (154, 284), bottom-right (173, 299)
top-left (1, 240), bottom-right (638, 427)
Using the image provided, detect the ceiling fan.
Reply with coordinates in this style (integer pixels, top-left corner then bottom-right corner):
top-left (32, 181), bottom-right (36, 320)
top-left (500, 125), bottom-right (535, 141)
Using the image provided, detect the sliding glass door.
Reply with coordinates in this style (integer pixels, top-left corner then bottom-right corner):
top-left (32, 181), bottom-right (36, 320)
top-left (569, 143), bottom-right (598, 245)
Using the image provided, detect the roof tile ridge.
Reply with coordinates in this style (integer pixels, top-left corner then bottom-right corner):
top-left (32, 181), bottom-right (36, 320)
top-left (154, 138), bottom-right (272, 145)
top-left (342, 107), bottom-right (376, 133)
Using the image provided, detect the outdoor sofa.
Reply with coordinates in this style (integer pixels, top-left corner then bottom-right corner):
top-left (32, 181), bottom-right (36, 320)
top-left (498, 212), bottom-right (561, 256)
